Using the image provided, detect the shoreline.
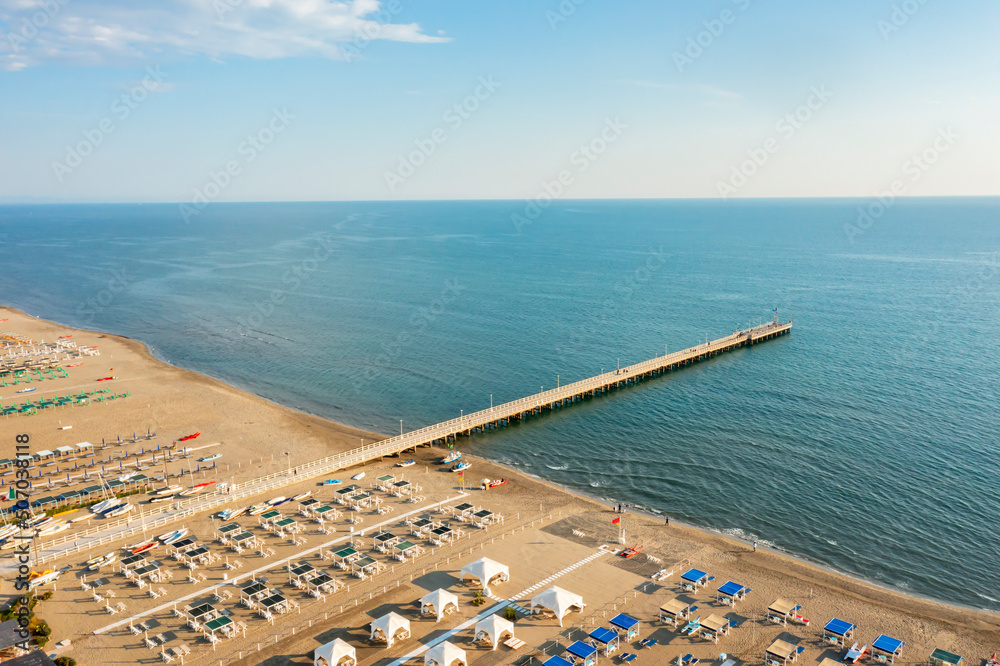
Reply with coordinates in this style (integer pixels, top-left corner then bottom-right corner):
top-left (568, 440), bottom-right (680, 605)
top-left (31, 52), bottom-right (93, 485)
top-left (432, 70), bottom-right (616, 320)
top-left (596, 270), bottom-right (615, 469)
top-left (3, 303), bottom-right (999, 628)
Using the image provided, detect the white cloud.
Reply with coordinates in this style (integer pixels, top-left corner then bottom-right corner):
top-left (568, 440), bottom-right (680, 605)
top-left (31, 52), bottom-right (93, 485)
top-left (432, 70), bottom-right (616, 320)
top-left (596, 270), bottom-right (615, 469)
top-left (0, 0), bottom-right (449, 70)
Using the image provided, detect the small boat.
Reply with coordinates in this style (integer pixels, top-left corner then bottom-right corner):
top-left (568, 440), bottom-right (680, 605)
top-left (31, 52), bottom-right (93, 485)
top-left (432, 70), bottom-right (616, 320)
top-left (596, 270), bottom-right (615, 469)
top-left (220, 507), bottom-right (246, 521)
top-left (157, 528), bottom-right (188, 544)
top-left (619, 545), bottom-right (643, 558)
top-left (489, 478), bottom-right (507, 488)
top-left (37, 520), bottom-right (69, 537)
top-left (30, 516), bottom-right (54, 530)
top-left (177, 432), bottom-right (201, 442)
top-left (28, 569), bottom-right (63, 590)
top-left (96, 376), bottom-right (116, 381)
top-left (132, 541), bottom-right (159, 555)
top-left (291, 491), bottom-right (311, 502)
top-left (90, 498), bottom-right (118, 514)
top-left (154, 485), bottom-right (183, 496)
top-left (87, 551), bottom-right (116, 570)
top-left (844, 642), bottom-right (867, 664)
top-left (442, 451), bottom-right (461, 464)
top-left (57, 425), bottom-right (73, 430)
top-left (350, 472), bottom-right (365, 481)
top-left (397, 459), bottom-right (415, 468)
top-left (179, 486), bottom-right (208, 497)
top-left (247, 504), bottom-right (268, 516)
top-left (198, 453), bottom-right (222, 463)
top-left (105, 503), bottom-right (133, 518)
top-left (16, 388), bottom-right (36, 394)
top-left (59, 335), bottom-right (73, 338)
top-left (986, 654), bottom-right (998, 666)
top-left (451, 462), bottom-right (471, 473)
top-left (65, 363), bottom-right (83, 368)
top-left (321, 479), bottom-right (342, 486)
top-left (194, 481), bottom-right (216, 489)
top-left (117, 472), bottom-right (137, 482)
top-left (148, 495), bottom-right (176, 504)
top-left (266, 496), bottom-right (287, 506)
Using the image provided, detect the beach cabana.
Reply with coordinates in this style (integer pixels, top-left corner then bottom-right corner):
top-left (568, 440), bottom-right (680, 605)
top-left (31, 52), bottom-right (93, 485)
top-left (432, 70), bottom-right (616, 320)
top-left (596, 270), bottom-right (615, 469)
top-left (332, 546), bottom-right (361, 569)
top-left (370, 612), bottom-right (410, 648)
top-left (288, 562), bottom-right (317, 588)
top-left (823, 618), bottom-right (856, 646)
top-left (767, 599), bottom-right (798, 625)
top-left (544, 658), bottom-right (575, 666)
top-left (475, 614), bottom-right (514, 651)
top-left (55, 446), bottom-right (75, 457)
top-left (392, 540), bottom-right (423, 562)
top-left (765, 639), bottom-right (804, 666)
top-left (565, 641), bottom-right (598, 666)
top-left (531, 586), bottom-right (585, 626)
top-left (229, 531), bottom-right (258, 553)
top-left (471, 509), bottom-right (497, 528)
top-left (429, 525), bottom-right (454, 545)
top-left (216, 522), bottom-right (240, 542)
top-left (460, 557), bottom-right (509, 595)
top-left (306, 572), bottom-right (340, 597)
top-left (452, 502), bottom-right (475, 518)
top-left (391, 480), bottom-right (412, 497)
top-left (610, 613), bottom-right (640, 641)
top-left (352, 556), bottom-right (382, 579)
top-left (929, 649), bottom-right (963, 666)
top-left (660, 598), bottom-right (693, 626)
top-left (424, 640), bottom-right (466, 666)
top-left (76, 442), bottom-right (93, 452)
top-left (409, 518), bottom-right (435, 537)
top-left (375, 474), bottom-right (396, 491)
top-left (872, 635), bottom-right (905, 664)
top-left (716, 581), bottom-right (749, 606)
top-left (257, 593), bottom-right (291, 619)
top-left (314, 638), bottom-right (356, 666)
top-left (373, 531), bottom-right (401, 553)
top-left (680, 568), bottom-right (713, 591)
top-left (700, 614), bottom-right (731, 643)
top-left (421, 589), bottom-right (459, 622)
top-left (240, 581), bottom-right (269, 608)
top-left (588, 627), bottom-right (620, 656)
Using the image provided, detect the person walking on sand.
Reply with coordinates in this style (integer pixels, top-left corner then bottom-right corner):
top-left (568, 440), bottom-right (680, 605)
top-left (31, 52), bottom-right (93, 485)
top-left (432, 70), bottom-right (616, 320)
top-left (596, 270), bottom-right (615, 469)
top-left (753, 540), bottom-right (757, 552)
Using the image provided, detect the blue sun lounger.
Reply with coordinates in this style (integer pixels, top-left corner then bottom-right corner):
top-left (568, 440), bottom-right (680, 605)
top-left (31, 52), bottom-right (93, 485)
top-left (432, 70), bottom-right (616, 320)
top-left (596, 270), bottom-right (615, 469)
top-left (619, 654), bottom-right (637, 663)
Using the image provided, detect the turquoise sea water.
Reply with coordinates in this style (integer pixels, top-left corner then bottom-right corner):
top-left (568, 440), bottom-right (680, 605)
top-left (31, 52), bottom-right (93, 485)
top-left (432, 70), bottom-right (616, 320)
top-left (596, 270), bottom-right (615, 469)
top-left (1, 199), bottom-right (998, 611)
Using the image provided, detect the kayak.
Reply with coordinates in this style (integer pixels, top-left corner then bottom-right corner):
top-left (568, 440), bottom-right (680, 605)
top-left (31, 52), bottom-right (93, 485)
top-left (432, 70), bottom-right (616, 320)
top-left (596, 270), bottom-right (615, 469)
top-left (321, 479), bottom-right (342, 486)
top-left (350, 472), bottom-right (365, 481)
top-left (220, 507), bottom-right (246, 521)
top-left (397, 459), bottom-right (415, 467)
top-left (291, 491), bottom-right (311, 502)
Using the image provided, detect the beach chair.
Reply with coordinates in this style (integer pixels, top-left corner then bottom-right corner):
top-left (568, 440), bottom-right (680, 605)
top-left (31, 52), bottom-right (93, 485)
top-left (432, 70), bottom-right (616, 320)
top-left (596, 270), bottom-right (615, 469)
top-left (639, 638), bottom-right (658, 649)
top-left (620, 654), bottom-right (637, 663)
top-left (160, 650), bottom-right (174, 663)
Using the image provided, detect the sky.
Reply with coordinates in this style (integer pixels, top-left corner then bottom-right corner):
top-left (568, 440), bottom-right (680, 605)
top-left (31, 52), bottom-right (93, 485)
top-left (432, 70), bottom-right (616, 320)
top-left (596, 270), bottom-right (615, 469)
top-left (0, 0), bottom-right (998, 203)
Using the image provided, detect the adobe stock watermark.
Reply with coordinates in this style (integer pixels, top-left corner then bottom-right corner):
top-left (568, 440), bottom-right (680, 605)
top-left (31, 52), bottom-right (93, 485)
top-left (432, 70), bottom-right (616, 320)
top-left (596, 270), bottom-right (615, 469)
top-left (4, 0), bottom-right (70, 53)
top-left (673, 0), bottom-right (752, 73)
top-left (353, 277), bottom-right (468, 390)
top-left (51, 66), bottom-right (167, 182)
top-left (844, 126), bottom-right (959, 244)
top-left (554, 247), bottom-right (668, 368)
top-left (546, 0), bottom-right (588, 31)
top-left (511, 117), bottom-right (627, 234)
top-left (384, 76), bottom-right (501, 193)
top-left (878, 0), bottom-right (931, 40)
top-left (716, 85), bottom-right (833, 198)
top-left (180, 107), bottom-right (294, 223)
top-left (75, 267), bottom-right (132, 327)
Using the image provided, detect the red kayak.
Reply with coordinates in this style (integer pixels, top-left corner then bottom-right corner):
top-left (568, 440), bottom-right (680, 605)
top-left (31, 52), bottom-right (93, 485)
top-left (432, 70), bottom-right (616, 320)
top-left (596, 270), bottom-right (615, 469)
top-left (619, 545), bottom-right (643, 558)
top-left (489, 479), bottom-right (507, 488)
top-left (66, 363), bottom-right (83, 368)
top-left (131, 541), bottom-right (158, 555)
top-left (177, 432), bottom-right (201, 442)
top-left (194, 481), bottom-right (216, 489)
top-left (96, 376), bottom-right (116, 381)
top-left (59, 335), bottom-right (72, 338)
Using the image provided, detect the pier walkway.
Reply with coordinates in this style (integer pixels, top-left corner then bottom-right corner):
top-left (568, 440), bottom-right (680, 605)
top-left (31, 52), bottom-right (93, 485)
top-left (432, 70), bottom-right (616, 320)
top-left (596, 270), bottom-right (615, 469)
top-left (26, 320), bottom-right (790, 566)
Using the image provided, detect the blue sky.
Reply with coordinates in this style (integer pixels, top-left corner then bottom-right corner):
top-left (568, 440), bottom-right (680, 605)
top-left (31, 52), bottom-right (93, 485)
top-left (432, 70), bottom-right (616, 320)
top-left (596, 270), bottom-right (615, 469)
top-left (1, 0), bottom-right (998, 203)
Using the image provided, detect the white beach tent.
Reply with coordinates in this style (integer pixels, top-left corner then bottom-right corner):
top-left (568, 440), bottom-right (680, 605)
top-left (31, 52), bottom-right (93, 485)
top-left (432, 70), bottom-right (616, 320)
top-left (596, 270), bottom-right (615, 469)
top-left (370, 612), bottom-right (411, 648)
top-left (459, 557), bottom-right (509, 595)
top-left (314, 638), bottom-right (356, 666)
top-left (424, 640), bottom-right (467, 666)
top-left (420, 589), bottom-right (460, 622)
top-left (474, 613), bottom-right (515, 650)
top-left (531, 586), bottom-right (585, 626)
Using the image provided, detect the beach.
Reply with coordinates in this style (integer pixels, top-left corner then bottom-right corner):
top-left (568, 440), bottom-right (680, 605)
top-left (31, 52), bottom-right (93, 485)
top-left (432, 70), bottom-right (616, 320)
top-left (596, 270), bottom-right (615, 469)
top-left (1, 305), bottom-right (997, 666)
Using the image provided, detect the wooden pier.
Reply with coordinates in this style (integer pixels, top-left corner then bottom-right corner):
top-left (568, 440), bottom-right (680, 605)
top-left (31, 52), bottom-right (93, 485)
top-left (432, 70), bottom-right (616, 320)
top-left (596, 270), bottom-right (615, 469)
top-left (337, 319), bottom-right (793, 461)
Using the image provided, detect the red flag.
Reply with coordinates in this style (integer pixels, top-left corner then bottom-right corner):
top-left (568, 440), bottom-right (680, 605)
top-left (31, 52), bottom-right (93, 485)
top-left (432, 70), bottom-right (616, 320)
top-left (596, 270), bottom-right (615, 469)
top-left (612, 517), bottom-right (620, 525)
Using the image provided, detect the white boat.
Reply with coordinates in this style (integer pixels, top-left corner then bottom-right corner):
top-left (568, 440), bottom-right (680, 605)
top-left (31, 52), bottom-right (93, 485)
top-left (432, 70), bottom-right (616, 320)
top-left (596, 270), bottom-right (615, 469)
top-left (90, 498), bottom-right (119, 514)
top-left (105, 503), bottom-right (133, 518)
top-left (17, 388), bottom-right (36, 394)
top-left (451, 461), bottom-right (471, 473)
top-left (350, 472), bottom-right (365, 481)
top-left (157, 528), bottom-right (188, 544)
top-left (220, 507), bottom-right (246, 521)
top-left (321, 479), bottom-right (342, 486)
top-left (442, 451), bottom-right (461, 464)
top-left (154, 485), bottom-right (183, 496)
top-left (148, 495), bottom-right (175, 504)
top-left (28, 569), bottom-right (64, 590)
top-left (179, 486), bottom-right (208, 497)
top-left (266, 496), bottom-right (287, 506)
top-left (0, 525), bottom-right (19, 540)
top-left (37, 520), bottom-right (69, 537)
top-left (70, 512), bottom-right (94, 523)
top-left (291, 491), bottom-right (311, 502)
top-left (198, 453), bottom-right (222, 462)
top-left (117, 472), bottom-right (137, 482)
top-left (30, 516), bottom-right (53, 529)
top-left (87, 551), bottom-right (116, 570)
top-left (397, 459), bottom-right (415, 467)
top-left (247, 504), bottom-right (268, 516)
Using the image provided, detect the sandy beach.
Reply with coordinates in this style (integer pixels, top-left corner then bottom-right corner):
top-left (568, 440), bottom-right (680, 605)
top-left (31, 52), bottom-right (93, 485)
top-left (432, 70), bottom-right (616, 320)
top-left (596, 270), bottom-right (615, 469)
top-left (1, 305), bottom-right (997, 666)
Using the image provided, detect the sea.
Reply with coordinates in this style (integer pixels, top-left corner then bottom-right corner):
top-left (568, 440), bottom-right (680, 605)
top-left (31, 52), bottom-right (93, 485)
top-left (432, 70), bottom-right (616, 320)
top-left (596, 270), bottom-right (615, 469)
top-left (1, 198), bottom-right (998, 612)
